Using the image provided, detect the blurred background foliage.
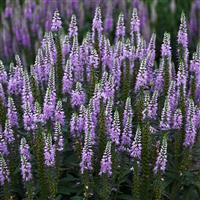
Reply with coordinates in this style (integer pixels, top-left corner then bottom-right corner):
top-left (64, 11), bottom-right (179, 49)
top-left (0, 0), bottom-right (198, 64)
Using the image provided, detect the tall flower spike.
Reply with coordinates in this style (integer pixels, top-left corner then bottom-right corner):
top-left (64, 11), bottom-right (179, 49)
top-left (184, 99), bottom-right (197, 148)
top-left (178, 12), bottom-right (188, 48)
top-left (7, 96), bottom-right (18, 128)
top-left (20, 138), bottom-right (32, 182)
top-left (51, 10), bottom-right (62, 32)
top-left (111, 110), bottom-right (121, 146)
top-left (54, 121), bottom-right (64, 151)
top-left (63, 60), bottom-right (73, 94)
top-left (23, 101), bottom-right (35, 131)
top-left (123, 97), bottom-right (133, 126)
top-left (173, 109), bottom-right (183, 129)
top-left (70, 113), bottom-right (78, 139)
top-left (8, 56), bottom-right (24, 95)
top-left (177, 61), bottom-right (187, 87)
top-left (44, 132), bottom-right (56, 167)
top-left (121, 114), bottom-right (132, 152)
top-left (0, 83), bottom-right (6, 105)
top-left (99, 141), bottom-right (112, 176)
top-left (62, 35), bottom-right (71, 56)
top-left (55, 100), bottom-right (65, 126)
top-left (105, 97), bottom-right (113, 137)
top-left (0, 60), bottom-right (7, 84)
top-left (147, 90), bottom-right (158, 119)
top-left (92, 6), bottom-right (103, 42)
top-left (0, 126), bottom-right (8, 156)
top-left (168, 80), bottom-right (177, 112)
top-left (77, 105), bottom-right (86, 133)
top-left (33, 101), bottom-right (43, 125)
top-left (154, 135), bottom-right (168, 174)
top-left (160, 96), bottom-right (171, 130)
top-left (135, 59), bottom-right (148, 91)
top-left (142, 92), bottom-right (150, 120)
top-left (43, 67), bottom-right (56, 122)
top-left (0, 155), bottom-right (10, 186)
top-left (80, 130), bottom-right (93, 173)
top-left (130, 8), bottom-right (140, 46)
top-left (116, 13), bottom-right (125, 41)
top-left (4, 120), bottom-right (15, 144)
top-left (69, 14), bottom-right (78, 39)
top-left (161, 32), bottom-right (171, 58)
top-left (22, 70), bottom-right (34, 109)
top-left (130, 125), bottom-right (142, 159)
top-left (71, 82), bottom-right (86, 108)
top-left (101, 75), bottom-right (115, 102)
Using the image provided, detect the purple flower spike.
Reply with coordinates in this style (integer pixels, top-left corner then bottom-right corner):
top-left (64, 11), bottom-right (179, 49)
top-left (116, 13), bottom-right (125, 41)
top-left (123, 97), bottom-right (133, 126)
top-left (0, 60), bottom-right (8, 84)
top-left (71, 82), bottom-right (86, 108)
top-left (63, 60), bottom-right (73, 94)
top-left (184, 99), bottom-right (197, 148)
top-left (80, 130), bottom-right (93, 174)
top-left (0, 155), bottom-right (10, 186)
top-left (121, 114), bottom-right (132, 152)
top-left (135, 59), bottom-right (148, 91)
top-left (111, 110), bottom-right (121, 146)
top-left (44, 133), bottom-right (56, 167)
top-left (147, 90), bottom-right (158, 119)
top-left (54, 121), bottom-right (64, 152)
top-left (8, 56), bottom-right (24, 96)
top-left (20, 138), bottom-right (32, 182)
top-left (131, 8), bottom-right (140, 46)
top-left (178, 12), bottom-right (188, 48)
top-left (173, 109), bottom-right (183, 129)
top-left (51, 10), bottom-right (62, 32)
top-left (0, 127), bottom-right (8, 156)
top-left (43, 67), bottom-right (56, 122)
top-left (7, 97), bottom-right (18, 128)
top-left (161, 33), bottom-right (171, 58)
top-left (69, 14), bottom-right (78, 39)
top-left (130, 126), bottom-right (142, 159)
top-left (55, 100), bottom-right (65, 126)
top-left (154, 136), bottom-right (168, 174)
top-left (92, 7), bottom-right (103, 36)
top-left (99, 141), bottom-right (112, 176)
top-left (4, 120), bottom-right (15, 144)
top-left (160, 97), bottom-right (171, 130)
top-left (23, 101), bottom-right (35, 131)
top-left (105, 98), bottom-right (113, 137)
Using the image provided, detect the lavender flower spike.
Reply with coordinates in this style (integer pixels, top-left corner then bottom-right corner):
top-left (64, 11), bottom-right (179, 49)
top-left (7, 96), bottom-right (18, 128)
top-left (130, 126), bottom-right (142, 159)
top-left (80, 130), bottom-right (93, 174)
top-left (161, 32), bottom-right (171, 58)
top-left (51, 10), bottom-right (62, 32)
top-left (54, 121), bottom-right (64, 152)
top-left (111, 110), bottom-right (121, 146)
top-left (177, 12), bottom-right (188, 48)
top-left (99, 141), bottom-right (112, 176)
top-left (44, 132), bottom-right (56, 167)
top-left (160, 97), bottom-right (171, 130)
top-left (69, 14), bottom-right (78, 39)
top-left (116, 13), bottom-right (125, 41)
top-left (20, 138), bottom-right (32, 182)
top-left (71, 82), bottom-right (86, 108)
top-left (184, 99), bottom-right (197, 148)
top-left (154, 135), bottom-right (168, 174)
top-left (92, 7), bottom-right (103, 35)
top-left (55, 100), bottom-right (65, 126)
top-left (0, 155), bottom-right (10, 185)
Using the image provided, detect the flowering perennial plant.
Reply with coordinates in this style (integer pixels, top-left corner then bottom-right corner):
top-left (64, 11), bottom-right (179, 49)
top-left (0, 4), bottom-right (199, 200)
